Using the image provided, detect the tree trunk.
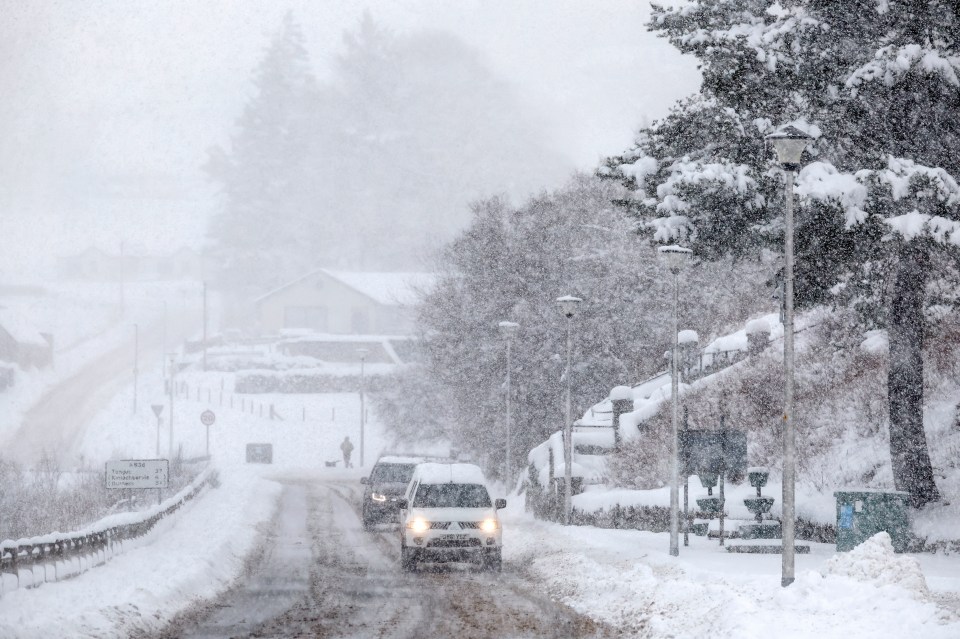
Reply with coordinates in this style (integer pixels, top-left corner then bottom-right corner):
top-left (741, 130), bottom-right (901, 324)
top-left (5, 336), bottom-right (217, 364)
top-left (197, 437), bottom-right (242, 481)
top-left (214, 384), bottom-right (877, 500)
top-left (887, 241), bottom-right (940, 508)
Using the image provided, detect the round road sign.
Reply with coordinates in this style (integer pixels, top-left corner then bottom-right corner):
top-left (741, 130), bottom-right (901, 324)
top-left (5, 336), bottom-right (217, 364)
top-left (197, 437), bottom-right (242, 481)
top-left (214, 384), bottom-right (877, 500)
top-left (200, 410), bottom-right (216, 426)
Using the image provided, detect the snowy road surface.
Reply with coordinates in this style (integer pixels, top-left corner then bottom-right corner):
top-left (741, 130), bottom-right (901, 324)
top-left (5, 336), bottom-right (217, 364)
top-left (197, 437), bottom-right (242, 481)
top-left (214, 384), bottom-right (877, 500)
top-left (5, 310), bottom-right (199, 464)
top-left (162, 479), bottom-right (611, 639)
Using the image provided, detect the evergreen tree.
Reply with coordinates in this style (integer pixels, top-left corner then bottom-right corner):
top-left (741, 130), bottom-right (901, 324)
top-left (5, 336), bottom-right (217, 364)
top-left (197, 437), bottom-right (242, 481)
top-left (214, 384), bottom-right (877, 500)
top-left (604, 0), bottom-right (960, 506)
top-left (206, 12), bottom-right (320, 301)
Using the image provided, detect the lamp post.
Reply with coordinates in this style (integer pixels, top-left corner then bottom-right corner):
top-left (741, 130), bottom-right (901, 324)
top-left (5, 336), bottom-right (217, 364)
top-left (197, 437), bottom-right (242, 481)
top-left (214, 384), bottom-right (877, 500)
top-left (498, 320), bottom-right (520, 487)
top-left (765, 124), bottom-right (812, 588)
top-left (658, 244), bottom-right (692, 557)
top-left (556, 295), bottom-right (582, 525)
top-left (168, 354), bottom-right (177, 459)
top-left (357, 347), bottom-right (369, 467)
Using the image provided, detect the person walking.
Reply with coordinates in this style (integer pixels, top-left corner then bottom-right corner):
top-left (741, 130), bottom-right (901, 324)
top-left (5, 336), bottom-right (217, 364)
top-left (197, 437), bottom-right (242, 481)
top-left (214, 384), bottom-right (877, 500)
top-left (340, 436), bottom-right (355, 468)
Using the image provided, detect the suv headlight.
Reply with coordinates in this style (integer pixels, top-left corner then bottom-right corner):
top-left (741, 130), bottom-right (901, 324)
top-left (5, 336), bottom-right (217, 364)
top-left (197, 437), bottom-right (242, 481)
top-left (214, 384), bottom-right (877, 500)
top-left (371, 492), bottom-right (387, 502)
top-left (480, 518), bottom-right (499, 533)
top-left (406, 518), bottom-right (430, 533)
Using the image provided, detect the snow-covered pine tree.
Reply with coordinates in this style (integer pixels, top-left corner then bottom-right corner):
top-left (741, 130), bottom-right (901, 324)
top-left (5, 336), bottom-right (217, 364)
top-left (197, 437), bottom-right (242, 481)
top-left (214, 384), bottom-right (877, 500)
top-left (604, 0), bottom-right (960, 506)
top-left (206, 12), bottom-right (320, 301)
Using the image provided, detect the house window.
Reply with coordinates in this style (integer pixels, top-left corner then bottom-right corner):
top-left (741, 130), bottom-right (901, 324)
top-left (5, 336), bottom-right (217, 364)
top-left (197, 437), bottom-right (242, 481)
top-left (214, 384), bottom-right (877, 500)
top-left (284, 306), bottom-right (328, 331)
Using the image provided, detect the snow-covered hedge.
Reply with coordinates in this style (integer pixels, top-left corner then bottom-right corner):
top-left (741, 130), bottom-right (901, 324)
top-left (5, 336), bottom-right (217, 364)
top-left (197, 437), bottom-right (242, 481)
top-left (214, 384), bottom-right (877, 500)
top-left (235, 370), bottom-right (387, 394)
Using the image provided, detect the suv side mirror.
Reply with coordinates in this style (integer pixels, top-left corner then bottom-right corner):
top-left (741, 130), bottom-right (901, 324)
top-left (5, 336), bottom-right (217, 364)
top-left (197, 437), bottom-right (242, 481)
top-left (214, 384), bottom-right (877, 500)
top-left (397, 499), bottom-right (408, 509)
top-left (360, 477), bottom-right (368, 485)
top-left (495, 498), bottom-right (506, 510)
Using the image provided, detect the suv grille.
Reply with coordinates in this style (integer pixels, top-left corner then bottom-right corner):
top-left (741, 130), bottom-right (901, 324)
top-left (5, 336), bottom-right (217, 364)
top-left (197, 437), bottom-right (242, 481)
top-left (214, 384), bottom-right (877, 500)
top-left (458, 521), bottom-right (481, 529)
top-left (429, 522), bottom-right (451, 530)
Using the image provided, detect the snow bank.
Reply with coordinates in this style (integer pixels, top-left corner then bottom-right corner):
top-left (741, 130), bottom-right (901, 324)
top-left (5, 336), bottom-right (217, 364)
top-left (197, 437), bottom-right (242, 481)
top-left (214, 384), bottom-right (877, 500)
top-left (502, 509), bottom-right (960, 639)
top-left (0, 468), bottom-right (282, 639)
top-left (821, 532), bottom-right (929, 598)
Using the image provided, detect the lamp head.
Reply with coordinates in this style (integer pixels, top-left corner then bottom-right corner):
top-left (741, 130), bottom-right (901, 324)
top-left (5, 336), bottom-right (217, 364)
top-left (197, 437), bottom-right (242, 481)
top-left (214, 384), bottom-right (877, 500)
top-left (556, 295), bottom-right (583, 319)
top-left (765, 125), bottom-right (812, 170)
top-left (356, 347), bottom-right (370, 359)
top-left (657, 244), bottom-right (693, 274)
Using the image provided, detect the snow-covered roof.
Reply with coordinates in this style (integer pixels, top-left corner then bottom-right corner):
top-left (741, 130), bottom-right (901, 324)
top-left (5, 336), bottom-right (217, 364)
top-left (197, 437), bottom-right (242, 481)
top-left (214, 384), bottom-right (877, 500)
top-left (326, 270), bottom-right (436, 306)
top-left (377, 455), bottom-right (439, 465)
top-left (414, 462), bottom-right (487, 485)
top-left (0, 309), bottom-right (49, 347)
top-left (254, 268), bottom-right (436, 307)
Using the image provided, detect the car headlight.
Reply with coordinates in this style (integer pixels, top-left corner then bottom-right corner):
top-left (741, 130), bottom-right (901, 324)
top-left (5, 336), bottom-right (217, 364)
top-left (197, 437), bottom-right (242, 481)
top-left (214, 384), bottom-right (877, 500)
top-left (371, 492), bottom-right (387, 502)
top-left (480, 518), bottom-right (499, 533)
top-left (407, 518), bottom-right (430, 533)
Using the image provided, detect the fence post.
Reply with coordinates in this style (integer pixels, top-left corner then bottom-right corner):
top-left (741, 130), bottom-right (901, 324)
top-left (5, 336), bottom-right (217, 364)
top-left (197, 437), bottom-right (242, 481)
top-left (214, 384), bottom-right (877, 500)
top-left (302, 406), bottom-right (306, 421)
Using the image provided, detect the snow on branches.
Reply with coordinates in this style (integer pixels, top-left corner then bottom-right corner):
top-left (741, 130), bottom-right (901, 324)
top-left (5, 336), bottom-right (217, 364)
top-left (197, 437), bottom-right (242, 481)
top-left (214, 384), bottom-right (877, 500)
top-left (847, 44), bottom-right (960, 93)
top-left (796, 156), bottom-right (960, 241)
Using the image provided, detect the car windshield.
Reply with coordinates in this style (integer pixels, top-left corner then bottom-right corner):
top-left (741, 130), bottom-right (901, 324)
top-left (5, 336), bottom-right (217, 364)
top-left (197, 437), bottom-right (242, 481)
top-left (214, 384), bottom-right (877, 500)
top-left (370, 463), bottom-right (417, 484)
top-left (412, 483), bottom-right (491, 508)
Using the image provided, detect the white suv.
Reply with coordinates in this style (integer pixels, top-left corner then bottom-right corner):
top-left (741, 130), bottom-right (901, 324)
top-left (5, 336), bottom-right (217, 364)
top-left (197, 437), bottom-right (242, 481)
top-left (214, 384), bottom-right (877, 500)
top-left (398, 462), bottom-right (505, 572)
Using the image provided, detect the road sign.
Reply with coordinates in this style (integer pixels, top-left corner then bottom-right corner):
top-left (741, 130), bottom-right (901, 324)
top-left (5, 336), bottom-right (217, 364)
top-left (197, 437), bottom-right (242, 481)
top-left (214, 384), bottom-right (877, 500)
top-left (200, 409), bottom-right (216, 426)
top-left (151, 404), bottom-right (164, 418)
top-left (246, 443), bottom-right (273, 464)
top-left (105, 459), bottom-right (169, 489)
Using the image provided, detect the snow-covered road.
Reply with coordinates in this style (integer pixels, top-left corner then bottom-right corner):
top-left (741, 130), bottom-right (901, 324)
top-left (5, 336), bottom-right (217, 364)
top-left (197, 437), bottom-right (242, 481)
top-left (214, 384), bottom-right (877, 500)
top-left (162, 478), bottom-right (611, 638)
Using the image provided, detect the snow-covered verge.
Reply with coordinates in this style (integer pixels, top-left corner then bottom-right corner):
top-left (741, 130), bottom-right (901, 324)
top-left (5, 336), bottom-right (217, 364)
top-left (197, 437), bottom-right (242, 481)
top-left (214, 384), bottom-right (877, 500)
top-left (0, 467), bottom-right (282, 639)
top-left (503, 505), bottom-right (960, 638)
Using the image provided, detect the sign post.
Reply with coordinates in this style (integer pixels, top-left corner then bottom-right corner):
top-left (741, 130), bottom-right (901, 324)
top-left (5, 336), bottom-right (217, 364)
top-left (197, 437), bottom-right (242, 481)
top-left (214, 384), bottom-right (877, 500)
top-left (200, 410), bottom-right (216, 457)
top-left (151, 404), bottom-right (164, 457)
top-left (106, 459), bottom-right (169, 505)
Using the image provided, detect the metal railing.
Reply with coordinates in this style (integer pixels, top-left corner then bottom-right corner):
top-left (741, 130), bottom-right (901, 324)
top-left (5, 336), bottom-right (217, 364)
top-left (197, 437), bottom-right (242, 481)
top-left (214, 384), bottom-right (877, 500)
top-left (0, 468), bottom-right (216, 596)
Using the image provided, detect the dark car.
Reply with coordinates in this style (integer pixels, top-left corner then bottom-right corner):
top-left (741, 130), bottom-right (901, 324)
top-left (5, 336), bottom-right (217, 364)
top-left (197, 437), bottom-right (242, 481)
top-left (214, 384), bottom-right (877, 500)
top-left (361, 455), bottom-right (430, 529)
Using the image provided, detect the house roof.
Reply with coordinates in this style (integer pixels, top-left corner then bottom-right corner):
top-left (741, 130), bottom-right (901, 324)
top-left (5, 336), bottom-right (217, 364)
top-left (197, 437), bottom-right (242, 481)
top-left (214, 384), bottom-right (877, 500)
top-left (0, 309), bottom-right (49, 347)
top-left (254, 269), bottom-right (436, 307)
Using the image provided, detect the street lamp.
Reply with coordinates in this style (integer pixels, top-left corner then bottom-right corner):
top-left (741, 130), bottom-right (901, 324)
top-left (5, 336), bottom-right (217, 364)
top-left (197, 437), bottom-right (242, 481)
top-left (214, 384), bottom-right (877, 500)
top-left (168, 354), bottom-right (177, 459)
top-left (766, 123), bottom-right (811, 587)
top-left (556, 295), bottom-right (582, 525)
top-left (357, 347), bottom-right (370, 468)
top-left (658, 244), bottom-right (692, 557)
top-left (498, 320), bottom-right (520, 488)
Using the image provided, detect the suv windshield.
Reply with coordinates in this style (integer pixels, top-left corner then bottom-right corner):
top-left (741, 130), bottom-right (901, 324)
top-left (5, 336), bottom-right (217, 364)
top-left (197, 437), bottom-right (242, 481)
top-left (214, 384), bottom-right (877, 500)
top-left (370, 463), bottom-right (417, 484)
top-left (412, 483), bottom-right (491, 508)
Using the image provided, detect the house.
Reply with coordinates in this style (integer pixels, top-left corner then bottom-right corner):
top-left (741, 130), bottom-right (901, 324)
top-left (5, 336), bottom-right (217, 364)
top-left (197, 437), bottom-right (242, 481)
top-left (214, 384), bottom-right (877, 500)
top-left (253, 269), bottom-right (436, 336)
top-left (0, 309), bottom-right (53, 368)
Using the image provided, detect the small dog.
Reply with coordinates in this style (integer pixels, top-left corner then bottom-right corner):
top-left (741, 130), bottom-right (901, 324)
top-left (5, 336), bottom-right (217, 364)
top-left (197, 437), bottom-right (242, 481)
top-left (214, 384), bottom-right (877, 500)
top-left (325, 460), bottom-right (339, 468)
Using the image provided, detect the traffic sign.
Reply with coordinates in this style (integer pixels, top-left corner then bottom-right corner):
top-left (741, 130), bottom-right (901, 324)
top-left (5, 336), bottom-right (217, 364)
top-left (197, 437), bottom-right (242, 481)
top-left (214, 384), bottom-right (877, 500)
top-left (106, 459), bottom-right (169, 489)
top-left (151, 404), bottom-right (164, 418)
top-left (200, 410), bottom-right (216, 426)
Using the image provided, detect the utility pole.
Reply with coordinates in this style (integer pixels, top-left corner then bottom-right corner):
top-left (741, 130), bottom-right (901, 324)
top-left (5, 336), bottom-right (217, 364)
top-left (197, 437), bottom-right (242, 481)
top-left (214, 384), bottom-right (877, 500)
top-left (202, 281), bottom-right (208, 372)
top-left (357, 348), bottom-right (369, 467)
top-left (169, 354), bottom-right (176, 459)
top-left (133, 323), bottom-right (139, 414)
top-left (119, 241), bottom-right (125, 316)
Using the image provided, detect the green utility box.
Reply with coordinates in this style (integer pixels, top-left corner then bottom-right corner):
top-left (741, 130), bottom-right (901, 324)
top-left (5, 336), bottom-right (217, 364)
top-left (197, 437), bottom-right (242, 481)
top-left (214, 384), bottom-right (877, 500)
top-left (834, 490), bottom-right (911, 552)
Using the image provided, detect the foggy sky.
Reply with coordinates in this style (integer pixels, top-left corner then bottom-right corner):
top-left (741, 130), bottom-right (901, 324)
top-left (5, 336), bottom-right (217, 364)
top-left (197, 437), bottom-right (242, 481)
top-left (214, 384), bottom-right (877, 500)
top-left (0, 0), bottom-right (700, 276)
